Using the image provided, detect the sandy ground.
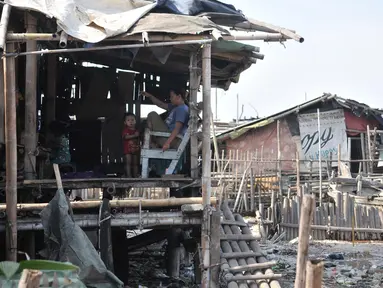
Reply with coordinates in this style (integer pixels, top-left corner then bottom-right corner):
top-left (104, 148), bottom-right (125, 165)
top-left (267, 240), bottom-right (383, 287)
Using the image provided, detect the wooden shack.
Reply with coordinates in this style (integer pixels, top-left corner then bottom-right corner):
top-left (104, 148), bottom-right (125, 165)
top-left (0, 1), bottom-right (303, 286)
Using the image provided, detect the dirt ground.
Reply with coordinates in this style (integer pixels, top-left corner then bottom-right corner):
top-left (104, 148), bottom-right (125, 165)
top-left (268, 240), bottom-right (383, 287)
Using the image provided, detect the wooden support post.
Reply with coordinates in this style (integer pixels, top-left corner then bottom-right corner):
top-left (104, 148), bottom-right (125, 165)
top-left (45, 55), bottom-right (57, 128)
top-left (305, 259), bottom-right (324, 288)
top-left (294, 194), bottom-right (315, 288)
top-left (24, 13), bottom-right (37, 180)
top-left (99, 198), bottom-right (114, 272)
top-left (210, 210), bottom-right (220, 288)
top-left (4, 42), bottom-right (17, 261)
top-left (201, 43), bottom-right (212, 288)
top-left (189, 52), bottom-right (200, 181)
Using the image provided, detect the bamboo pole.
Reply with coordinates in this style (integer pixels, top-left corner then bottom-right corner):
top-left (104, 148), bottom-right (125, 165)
top-left (5, 39), bottom-right (213, 57)
top-left (189, 52), bottom-right (199, 180)
top-left (296, 152), bottom-right (301, 197)
top-left (221, 204), bottom-right (263, 288)
top-left (0, 56), bottom-right (3, 144)
top-left (367, 125), bottom-right (372, 174)
top-left (6, 32), bottom-right (292, 44)
top-left (24, 13), bottom-right (38, 180)
top-left (0, 214), bottom-right (204, 232)
top-left (18, 269), bottom-right (42, 288)
top-left (305, 260), bottom-right (323, 288)
top-left (234, 213), bottom-right (280, 288)
top-left (250, 168), bottom-right (255, 212)
top-left (210, 111), bottom-right (220, 174)
top-left (278, 223), bottom-right (383, 234)
top-left (233, 157), bottom-right (253, 212)
top-left (294, 194), bottom-right (315, 288)
top-left (210, 210), bottom-right (221, 288)
top-left (236, 18), bottom-right (304, 43)
top-left (337, 144), bottom-right (341, 175)
top-left (317, 109), bottom-right (322, 206)
top-left (0, 4), bottom-right (11, 52)
top-left (277, 120), bottom-right (282, 199)
top-left (59, 31), bottom-right (68, 48)
top-left (360, 133), bottom-right (367, 173)
top-left (0, 197), bottom-right (217, 211)
top-left (4, 42), bottom-right (17, 261)
top-left (228, 261), bottom-right (277, 273)
top-left (201, 43), bottom-right (212, 288)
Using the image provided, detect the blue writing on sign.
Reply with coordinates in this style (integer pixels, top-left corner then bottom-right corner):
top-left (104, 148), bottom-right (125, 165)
top-left (301, 128), bottom-right (334, 155)
top-left (305, 148), bottom-right (338, 160)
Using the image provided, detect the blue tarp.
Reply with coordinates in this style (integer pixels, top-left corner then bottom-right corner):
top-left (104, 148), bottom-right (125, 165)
top-left (153, 0), bottom-right (246, 25)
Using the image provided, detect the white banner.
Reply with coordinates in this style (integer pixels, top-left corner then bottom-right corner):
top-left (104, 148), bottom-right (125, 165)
top-left (298, 109), bottom-right (348, 166)
top-left (6, 0), bottom-right (156, 43)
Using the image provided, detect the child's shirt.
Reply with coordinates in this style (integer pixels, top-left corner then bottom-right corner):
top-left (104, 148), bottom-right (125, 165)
top-left (122, 127), bottom-right (140, 155)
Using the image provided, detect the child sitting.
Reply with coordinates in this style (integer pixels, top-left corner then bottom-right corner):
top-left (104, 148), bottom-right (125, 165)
top-left (122, 113), bottom-right (140, 178)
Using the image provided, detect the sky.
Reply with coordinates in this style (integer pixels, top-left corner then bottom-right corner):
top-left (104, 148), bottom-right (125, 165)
top-left (210, 0), bottom-right (383, 122)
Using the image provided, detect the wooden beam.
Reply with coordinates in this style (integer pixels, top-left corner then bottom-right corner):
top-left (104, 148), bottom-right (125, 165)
top-left (4, 42), bottom-right (17, 261)
top-left (24, 13), bottom-right (38, 180)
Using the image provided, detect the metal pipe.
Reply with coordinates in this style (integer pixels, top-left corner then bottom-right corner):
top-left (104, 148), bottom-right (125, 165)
top-left (201, 43), bottom-right (212, 288)
top-left (0, 4), bottom-right (11, 52)
top-left (4, 42), bottom-right (17, 261)
top-left (4, 39), bottom-right (213, 57)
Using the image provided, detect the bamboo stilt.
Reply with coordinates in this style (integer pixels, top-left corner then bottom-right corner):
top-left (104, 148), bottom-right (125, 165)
top-left (305, 260), bottom-right (324, 288)
top-left (24, 13), bottom-right (38, 180)
top-left (4, 41), bottom-right (17, 261)
top-left (0, 5), bottom-right (11, 52)
top-left (294, 195), bottom-right (315, 288)
top-left (201, 43), bottom-right (212, 288)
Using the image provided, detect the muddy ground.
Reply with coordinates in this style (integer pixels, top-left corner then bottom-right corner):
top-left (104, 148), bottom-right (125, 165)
top-left (269, 240), bottom-right (383, 288)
